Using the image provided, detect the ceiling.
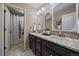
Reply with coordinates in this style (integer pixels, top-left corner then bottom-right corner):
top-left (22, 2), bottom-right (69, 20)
top-left (5, 4), bottom-right (24, 15)
top-left (11, 3), bottom-right (49, 11)
top-left (54, 3), bottom-right (76, 14)
top-left (28, 3), bottom-right (45, 10)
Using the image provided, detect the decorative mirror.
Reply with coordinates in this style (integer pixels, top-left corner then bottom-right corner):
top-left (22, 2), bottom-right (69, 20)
top-left (53, 3), bottom-right (76, 31)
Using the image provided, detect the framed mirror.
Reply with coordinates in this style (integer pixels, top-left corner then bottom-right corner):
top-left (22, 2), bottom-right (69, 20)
top-left (53, 3), bottom-right (76, 31)
top-left (36, 13), bottom-right (45, 32)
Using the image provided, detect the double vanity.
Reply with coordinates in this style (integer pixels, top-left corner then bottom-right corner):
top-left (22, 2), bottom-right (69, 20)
top-left (29, 3), bottom-right (79, 56)
top-left (29, 32), bottom-right (79, 56)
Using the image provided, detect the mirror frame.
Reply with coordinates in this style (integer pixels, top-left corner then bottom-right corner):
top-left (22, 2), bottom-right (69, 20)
top-left (52, 3), bottom-right (77, 32)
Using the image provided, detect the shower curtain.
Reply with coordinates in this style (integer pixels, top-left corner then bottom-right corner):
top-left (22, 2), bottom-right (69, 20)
top-left (10, 13), bottom-right (24, 46)
top-left (10, 14), bottom-right (14, 46)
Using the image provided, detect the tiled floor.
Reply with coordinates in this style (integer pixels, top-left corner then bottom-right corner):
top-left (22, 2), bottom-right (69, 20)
top-left (7, 43), bottom-right (35, 56)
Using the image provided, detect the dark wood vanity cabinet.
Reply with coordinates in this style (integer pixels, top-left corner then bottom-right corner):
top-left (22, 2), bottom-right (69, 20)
top-left (29, 34), bottom-right (79, 56)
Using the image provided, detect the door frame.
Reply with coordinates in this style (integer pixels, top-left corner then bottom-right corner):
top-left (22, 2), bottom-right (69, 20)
top-left (0, 3), bottom-right (5, 56)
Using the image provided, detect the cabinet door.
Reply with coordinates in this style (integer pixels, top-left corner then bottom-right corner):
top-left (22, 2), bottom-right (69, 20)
top-left (36, 43), bottom-right (41, 52)
top-left (36, 37), bottom-right (42, 44)
top-left (32, 38), bottom-right (36, 53)
top-left (29, 35), bottom-right (32, 49)
top-left (42, 46), bottom-right (52, 56)
top-left (35, 37), bottom-right (42, 56)
top-left (29, 35), bottom-right (36, 54)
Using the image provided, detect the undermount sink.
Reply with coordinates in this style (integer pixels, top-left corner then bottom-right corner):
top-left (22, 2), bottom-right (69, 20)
top-left (42, 33), bottom-right (51, 36)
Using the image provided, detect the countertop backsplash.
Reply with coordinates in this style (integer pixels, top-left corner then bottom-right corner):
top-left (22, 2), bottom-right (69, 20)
top-left (51, 31), bottom-right (79, 39)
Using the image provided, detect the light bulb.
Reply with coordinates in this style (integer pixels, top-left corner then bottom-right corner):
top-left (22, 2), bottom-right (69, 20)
top-left (39, 10), bottom-right (41, 13)
top-left (42, 7), bottom-right (44, 11)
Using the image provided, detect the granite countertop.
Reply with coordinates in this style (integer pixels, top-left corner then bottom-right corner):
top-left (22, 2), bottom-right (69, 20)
top-left (30, 32), bottom-right (79, 53)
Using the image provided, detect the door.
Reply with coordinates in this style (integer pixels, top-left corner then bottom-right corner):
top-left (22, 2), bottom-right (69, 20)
top-left (4, 6), bottom-right (10, 55)
top-left (0, 3), bottom-right (4, 56)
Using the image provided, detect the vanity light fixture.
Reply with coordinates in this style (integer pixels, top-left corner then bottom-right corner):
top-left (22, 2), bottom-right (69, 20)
top-left (37, 8), bottom-right (44, 15)
top-left (41, 7), bottom-right (44, 11)
top-left (39, 10), bottom-right (41, 13)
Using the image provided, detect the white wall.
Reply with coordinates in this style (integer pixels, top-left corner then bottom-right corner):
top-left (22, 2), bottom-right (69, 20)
top-left (24, 8), bottom-right (36, 49)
